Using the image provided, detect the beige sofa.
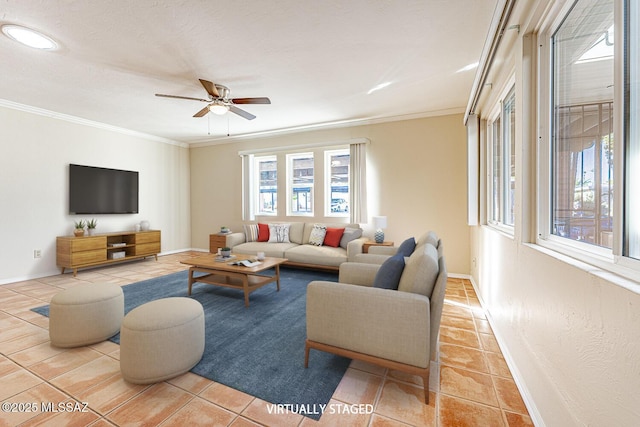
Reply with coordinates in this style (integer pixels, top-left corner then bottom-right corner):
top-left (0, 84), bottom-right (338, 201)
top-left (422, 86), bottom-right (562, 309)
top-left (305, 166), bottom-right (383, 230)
top-left (304, 234), bottom-right (446, 404)
top-left (224, 222), bottom-right (366, 270)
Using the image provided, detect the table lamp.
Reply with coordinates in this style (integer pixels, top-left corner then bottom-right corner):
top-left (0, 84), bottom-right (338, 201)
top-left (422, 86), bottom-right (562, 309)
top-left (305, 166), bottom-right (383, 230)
top-left (373, 216), bottom-right (387, 243)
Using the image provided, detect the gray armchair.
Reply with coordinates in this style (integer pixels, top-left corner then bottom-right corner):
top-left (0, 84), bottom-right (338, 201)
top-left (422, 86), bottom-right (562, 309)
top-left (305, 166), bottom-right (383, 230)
top-left (305, 241), bottom-right (447, 404)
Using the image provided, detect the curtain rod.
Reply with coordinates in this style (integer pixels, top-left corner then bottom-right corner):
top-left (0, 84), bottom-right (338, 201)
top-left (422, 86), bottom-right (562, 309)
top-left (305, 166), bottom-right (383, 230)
top-left (464, 0), bottom-right (517, 125)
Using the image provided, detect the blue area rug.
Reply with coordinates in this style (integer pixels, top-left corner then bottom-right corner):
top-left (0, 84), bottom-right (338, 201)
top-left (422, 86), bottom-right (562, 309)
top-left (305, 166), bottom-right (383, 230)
top-left (32, 268), bottom-right (349, 420)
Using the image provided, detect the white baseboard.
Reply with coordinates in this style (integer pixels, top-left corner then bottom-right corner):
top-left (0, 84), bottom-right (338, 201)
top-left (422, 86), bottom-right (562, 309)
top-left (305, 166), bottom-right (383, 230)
top-left (465, 275), bottom-right (545, 427)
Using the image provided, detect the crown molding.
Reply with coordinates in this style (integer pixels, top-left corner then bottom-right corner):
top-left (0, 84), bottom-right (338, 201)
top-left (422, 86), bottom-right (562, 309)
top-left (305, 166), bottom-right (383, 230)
top-left (0, 98), bottom-right (188, 148)
top-left (1, 97), bottom-right (463, 148)
top-left (188, 107), bottom-right (465, 148)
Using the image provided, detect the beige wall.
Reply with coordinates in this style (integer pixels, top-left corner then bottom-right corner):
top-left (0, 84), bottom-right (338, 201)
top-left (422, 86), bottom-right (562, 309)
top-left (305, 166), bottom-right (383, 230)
top-left (190, 114), bottom-right (470, 274)
top-left (0, 105), bottom-right (191, 284)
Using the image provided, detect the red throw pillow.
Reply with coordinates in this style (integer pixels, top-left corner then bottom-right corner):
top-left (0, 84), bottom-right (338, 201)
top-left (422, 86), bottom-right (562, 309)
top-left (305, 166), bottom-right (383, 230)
top-left (257, 223), bottom-right (270, 242)
top-left (323, 227), bottom-right (345, 247)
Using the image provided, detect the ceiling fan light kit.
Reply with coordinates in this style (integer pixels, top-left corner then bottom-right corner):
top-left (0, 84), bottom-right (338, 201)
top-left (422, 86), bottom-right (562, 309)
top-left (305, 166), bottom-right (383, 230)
top-left (156, 79), bottom-right (271, 120)
top-left (209, 102), bottom-right (229, 115)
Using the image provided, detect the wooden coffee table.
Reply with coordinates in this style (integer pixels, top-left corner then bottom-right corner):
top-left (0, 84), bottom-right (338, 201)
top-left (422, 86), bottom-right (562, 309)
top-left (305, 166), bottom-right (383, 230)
top-left (181, 255), bottom-right (287, 307)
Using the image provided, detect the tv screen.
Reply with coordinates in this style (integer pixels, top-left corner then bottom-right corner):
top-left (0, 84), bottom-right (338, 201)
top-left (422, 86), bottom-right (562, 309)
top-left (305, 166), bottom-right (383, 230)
top-left (69, 164), bottom-right (139, 214)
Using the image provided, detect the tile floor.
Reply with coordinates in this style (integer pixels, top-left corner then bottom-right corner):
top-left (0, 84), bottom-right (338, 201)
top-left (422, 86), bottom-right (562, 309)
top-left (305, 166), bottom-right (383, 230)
top-left (0, 252), bottom-right (533, 426)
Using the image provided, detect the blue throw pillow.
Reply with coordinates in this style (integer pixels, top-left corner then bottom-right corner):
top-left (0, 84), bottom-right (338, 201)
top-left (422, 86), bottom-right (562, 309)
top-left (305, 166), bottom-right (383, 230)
top-left (373, 253), bottom-right (405, 290)
top-left (397, 237), bottom-right (416, 257)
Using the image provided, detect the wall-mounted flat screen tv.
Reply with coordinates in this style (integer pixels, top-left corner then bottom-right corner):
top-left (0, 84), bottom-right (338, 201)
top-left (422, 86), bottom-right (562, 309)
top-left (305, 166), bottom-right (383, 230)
top-left (69, 164), bottom-right (139, 214)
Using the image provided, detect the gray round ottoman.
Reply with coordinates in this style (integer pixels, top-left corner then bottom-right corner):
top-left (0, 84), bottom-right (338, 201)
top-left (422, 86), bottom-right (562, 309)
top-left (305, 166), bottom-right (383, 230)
top-left (49, 282), bottom-right (124, 348)
top-left (119, 297), bottom-right (205, 384)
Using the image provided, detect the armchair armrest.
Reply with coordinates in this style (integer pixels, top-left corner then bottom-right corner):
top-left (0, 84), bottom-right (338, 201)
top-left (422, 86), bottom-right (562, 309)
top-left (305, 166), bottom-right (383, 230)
top-left (338, 262), bottom-right (380, 286)
top-left (225, 232), bottom-right (245, 248)
top-left (353, 253), bottom-right (391, 265)
top-left (368, 246), bottom-right (398, 256)
top-left (346, 237), bottom-right (368, 262)
top-left (306, 281), bottom-right (430, 368)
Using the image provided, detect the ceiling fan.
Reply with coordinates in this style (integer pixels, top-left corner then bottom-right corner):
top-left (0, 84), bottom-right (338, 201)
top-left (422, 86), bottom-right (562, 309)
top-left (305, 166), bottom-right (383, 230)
top-left (155, 79), bottom-right (270, 120)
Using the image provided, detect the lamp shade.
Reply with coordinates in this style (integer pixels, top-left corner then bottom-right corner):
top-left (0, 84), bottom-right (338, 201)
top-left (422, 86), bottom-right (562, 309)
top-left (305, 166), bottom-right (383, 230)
top-left (373, 216), bottom-right (387, 229)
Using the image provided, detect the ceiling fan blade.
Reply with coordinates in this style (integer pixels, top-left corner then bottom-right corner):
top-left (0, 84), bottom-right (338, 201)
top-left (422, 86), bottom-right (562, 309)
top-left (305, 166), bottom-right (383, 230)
top-left (199, 79), bottom-right (220, 98)
top-left (156, 93), bottom-right (209, 102)
top-left (231, 97), bottom-right (271, 105)
top-left (229, 105), bottom-right (256, 120)
top-left (193, 105), bottom-right (211, 118)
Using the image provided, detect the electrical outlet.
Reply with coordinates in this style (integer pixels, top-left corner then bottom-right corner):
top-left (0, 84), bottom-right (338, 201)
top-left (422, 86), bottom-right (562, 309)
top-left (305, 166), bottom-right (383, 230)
top-left (34, 249), bottom-right (42, 259)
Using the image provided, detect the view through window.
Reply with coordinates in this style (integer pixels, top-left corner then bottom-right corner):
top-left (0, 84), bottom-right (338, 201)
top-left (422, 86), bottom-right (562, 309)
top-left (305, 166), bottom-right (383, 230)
top-left (326, 149), bottom-right (350, 216)
top-left (551, 0), bottom-right (614, 248)
top-left (255, 156), bottom-right (277, 215)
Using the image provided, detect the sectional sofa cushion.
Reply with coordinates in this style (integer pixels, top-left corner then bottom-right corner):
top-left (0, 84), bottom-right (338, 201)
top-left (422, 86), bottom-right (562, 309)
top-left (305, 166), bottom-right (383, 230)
top-left (398, 243), bottom-right (438, 297)
top-left (323, 227), bottom-right (345, 247)
top-left (340, 227), bottom-right (363, 249)
top-left (372, 253), bottom-right (405, 290)
top-left (285, 244), bottom-right (348, 267)
top-left (309, 225), bottom-right (327, 246)
top-left (416, 231), bottom-right (438, 249)
top-left (230, 241), bottom-right (298, 258)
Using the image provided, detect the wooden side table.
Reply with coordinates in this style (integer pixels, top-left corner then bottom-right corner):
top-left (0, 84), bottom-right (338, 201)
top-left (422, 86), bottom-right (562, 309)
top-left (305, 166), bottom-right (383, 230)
top-left (209, 233), bottom-right (228, 253)
top-left (362, 241), bottom-right (394, 253)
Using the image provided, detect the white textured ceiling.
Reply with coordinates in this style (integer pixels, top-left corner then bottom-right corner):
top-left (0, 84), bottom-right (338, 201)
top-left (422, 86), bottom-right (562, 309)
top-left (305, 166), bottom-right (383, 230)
top-left (0, 0), bottom-right (496, 144)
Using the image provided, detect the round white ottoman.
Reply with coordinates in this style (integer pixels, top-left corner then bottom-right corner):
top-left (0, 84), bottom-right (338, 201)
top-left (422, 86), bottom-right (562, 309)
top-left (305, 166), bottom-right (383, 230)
top-left (119, 297), bottom-right (205, 384)
top-left (49, 282), bottom-right (124, 348)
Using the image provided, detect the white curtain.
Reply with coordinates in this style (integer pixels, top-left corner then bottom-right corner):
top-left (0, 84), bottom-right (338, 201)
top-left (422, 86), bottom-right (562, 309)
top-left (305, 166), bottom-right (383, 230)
top-left (240, 154), bottom-right (254, 221)
top-left (350, 142), bottom-right (367, 224)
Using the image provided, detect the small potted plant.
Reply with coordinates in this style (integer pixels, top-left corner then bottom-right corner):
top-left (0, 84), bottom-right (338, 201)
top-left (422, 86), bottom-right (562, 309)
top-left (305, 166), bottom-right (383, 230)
top-left (74, 220), bottom-right (86, 237)
top-left (220, 226), bottom-right (230, 233)
top-left (87, 219), bottom-right (98, 236)
top-left (220, 247), bottom-right (232, 257)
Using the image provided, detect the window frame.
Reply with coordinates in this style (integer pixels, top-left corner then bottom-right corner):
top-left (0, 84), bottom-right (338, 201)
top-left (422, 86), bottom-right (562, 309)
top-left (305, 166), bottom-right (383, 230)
top-left (486, 77), bottom-right (516, 234)
top-left (535, 0), bottom-right (640, 280)
top-left (620, 0), bottom-right (640, 269)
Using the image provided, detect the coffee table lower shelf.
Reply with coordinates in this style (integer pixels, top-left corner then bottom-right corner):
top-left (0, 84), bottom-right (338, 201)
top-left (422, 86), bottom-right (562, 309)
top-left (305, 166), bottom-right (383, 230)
top-left (187, 264), bottom-right (282, 307)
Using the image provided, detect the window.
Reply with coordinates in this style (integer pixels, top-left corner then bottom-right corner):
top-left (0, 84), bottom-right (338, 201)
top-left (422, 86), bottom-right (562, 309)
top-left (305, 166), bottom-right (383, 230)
top-left (626, 0), bottom-right (640, 260)
top-left (325, 149), bottom-right (350, 216)
top-left (490, 116), bottom-right (502, 224)
top-left (287, 153), bottom-right (314, 215)
top-left (488, 84), bottom-right (516, 229)
top-left (550, 0), bottom-right (614, 250)
top-left (255, 155), bottom-right (277, 215)
top-left (504, 88), bottom-right (516, 226)
top-left (241, 140), bottom-right (367, 222)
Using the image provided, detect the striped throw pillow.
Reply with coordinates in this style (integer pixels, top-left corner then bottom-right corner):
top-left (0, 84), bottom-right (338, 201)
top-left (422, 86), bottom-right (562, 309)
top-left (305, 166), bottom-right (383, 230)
top-left (243, 224), bottom-right (259, 242)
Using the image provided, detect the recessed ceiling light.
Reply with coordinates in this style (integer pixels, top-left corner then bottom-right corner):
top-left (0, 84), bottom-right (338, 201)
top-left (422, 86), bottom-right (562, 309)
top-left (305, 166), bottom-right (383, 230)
top-left (367, 81), bottom-right (392, 95)
top-left (1, 24), bottom-right (58, 50)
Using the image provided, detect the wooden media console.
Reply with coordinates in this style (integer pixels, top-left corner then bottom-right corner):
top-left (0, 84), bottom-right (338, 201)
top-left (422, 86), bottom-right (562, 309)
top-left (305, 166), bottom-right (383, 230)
top-left (56, 230), bottom-right (161, 276)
